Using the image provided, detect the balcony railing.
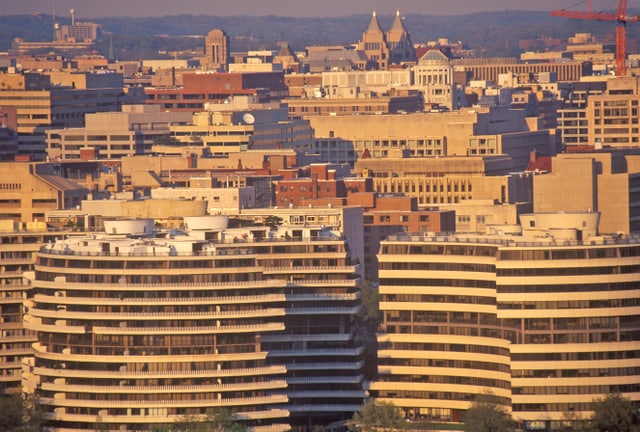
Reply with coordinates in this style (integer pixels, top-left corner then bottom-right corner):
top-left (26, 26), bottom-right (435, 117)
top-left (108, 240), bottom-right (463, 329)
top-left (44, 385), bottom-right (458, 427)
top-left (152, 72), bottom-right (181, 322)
top-left (92, 322), bottom-right (285, 335)
top-left (30, 307), bottom-right (287, 321)
top-left (285, 360), bottom-right (364, 370)
top-left (285, 306), bottom-right (361, 315)
top-left (268, 346), bottom-right (365, 357)
top-left (36, 279), bottom-right (285, 291)
top-left (40, 394), bottom-right (289, 408)
top-left (34, 365), bottom-right (287, 379)
top-left (34, 293), bottom-right (286, 306)
top-left (41, 379), bottom-right (288, 394)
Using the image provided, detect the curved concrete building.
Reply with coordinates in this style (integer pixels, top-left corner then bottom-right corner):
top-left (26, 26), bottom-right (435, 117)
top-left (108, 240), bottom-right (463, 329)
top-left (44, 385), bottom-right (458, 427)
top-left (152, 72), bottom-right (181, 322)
top-left (371, 213), bottom-right (640, 431)
top-left (23, 218), bottom-right (364, 431)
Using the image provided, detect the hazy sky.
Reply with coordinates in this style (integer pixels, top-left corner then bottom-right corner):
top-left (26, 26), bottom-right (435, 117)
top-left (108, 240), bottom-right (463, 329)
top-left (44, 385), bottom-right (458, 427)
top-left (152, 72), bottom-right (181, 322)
top-left (4, 0), bottom-right (593, 18)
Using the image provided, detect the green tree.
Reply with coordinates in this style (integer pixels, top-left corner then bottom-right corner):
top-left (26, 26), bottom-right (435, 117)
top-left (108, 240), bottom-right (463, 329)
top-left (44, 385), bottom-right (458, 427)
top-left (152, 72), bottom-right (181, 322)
top-left (264, 215), bottom-right (283, 229)
top-left (171, 408), bottom-right (247, 432)
top-left (0, 394), bottom-right (22, 432)
top-left (590, 393), bottom-right (640, 432)
top-left (462, 392), bottom-right (516, 432)
top-left (0, 393), bottom-right (46, 432)
top-left (352, 281), bottom-right (380, 380)
top-left (349, 400), bottom-right (406, 432)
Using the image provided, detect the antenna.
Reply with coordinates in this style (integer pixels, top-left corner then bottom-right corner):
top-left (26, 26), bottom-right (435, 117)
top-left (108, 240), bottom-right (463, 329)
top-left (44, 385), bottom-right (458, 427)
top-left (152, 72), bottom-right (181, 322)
top-left (52, 0), bottom-right (56, 41)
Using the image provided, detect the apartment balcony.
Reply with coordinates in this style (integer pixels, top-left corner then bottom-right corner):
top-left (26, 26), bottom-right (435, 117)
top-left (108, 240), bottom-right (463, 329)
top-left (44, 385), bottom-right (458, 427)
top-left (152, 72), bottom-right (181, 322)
top-left (0, 270), bottom-right (27, 278)
top-left (0, 321), bottom-right (24, 331)
top-left (285, 360), bottom-right (365, 371)
top-left (28, 307), bottom-right (287, 322)
top-left (43, 408), bottom-right (290, 426)
top-left (0, 375), bottom-right (22, 383)
top-left (286, 291), bottom-right (361, 302)
top-left (92, 322), bottom-right (285, 335)
top-left (35, 278), bottom-right (286, 293)
top-left (34, 365), bottom-right (287, 380)
top-left (0, 257), bottom-right (33, 265)
top-left (287, 374), bottom-right (364, 385)
top-left (285, 306), bottom-right (361, 316)
top-left (287, 390), bottom-right (365, 399)
top-left (40, 394), bottom-right (289, 409)
top-left (263, 265), bottom-right (359, 275)
top-left (268, 346), bottom-right (365, 357)
top-left (0, 360), bottom-right (23, 370)
top-left (251, 424), bottom-right (292, 432)
top-left (23, 315), bottom-right (86, 334)
top-left (0, 333), bottom-right (37, 344)
top-left (0, 347), bottom-right (34, 357)
top-left (261, 333), bottom-right (354, 343)
top-left (41, 379), bottom-right (288, 395)
top-left (286, 279), bottom-right (359, 289)
top-left (34, 292), bottom-right (287, 307)
top-left (33, 342), bottom-right (271, 363)
top-left (287, 403), bottom-right (363, 413)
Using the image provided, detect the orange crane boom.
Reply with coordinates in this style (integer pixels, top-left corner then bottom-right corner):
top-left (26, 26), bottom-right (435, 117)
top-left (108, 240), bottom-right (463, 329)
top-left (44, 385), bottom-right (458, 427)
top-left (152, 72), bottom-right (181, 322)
top-left (551, 0), bottom-right (640, 76)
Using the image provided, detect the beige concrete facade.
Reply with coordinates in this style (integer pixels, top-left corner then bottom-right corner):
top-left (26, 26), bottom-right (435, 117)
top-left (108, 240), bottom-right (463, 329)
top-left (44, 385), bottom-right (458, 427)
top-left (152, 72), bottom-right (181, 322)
top-left (310, 106), bottom-right (553, 167)
top-left (372, 212), bottom-right (640, 430)
top-left (46, 104), bottom-right (192, 160)
top-left (169, 98), bottom-right (313, 155)
top-left (355, 156), bottom-right (533, 207)
top-left (230, 206), bottom-right (365, 280)
top-left (533, 151), bottom-right (640, 234)
top-left (23, 218), bottom-right (364, 430)
top-left (0, 162), bottom-right (88, 223)
top-left (0, 72), bottom-right (142, 159)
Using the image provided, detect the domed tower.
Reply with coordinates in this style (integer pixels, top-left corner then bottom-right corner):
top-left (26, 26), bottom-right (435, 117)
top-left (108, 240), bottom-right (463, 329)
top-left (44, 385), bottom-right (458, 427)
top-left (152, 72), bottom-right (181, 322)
top-left (386, 10), bottom-right (416, 65)
top-left (414, 49), bottom-right (457, 110)
top-left (358, 11), bottom-right (389, 70)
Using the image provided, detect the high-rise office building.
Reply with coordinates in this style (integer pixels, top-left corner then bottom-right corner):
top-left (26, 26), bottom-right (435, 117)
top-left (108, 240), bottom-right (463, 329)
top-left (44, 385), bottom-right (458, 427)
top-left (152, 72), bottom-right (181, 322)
top-left (23, 217), bottom-right (364, 431)
top-left (371, 212), bottom-right (640, 431)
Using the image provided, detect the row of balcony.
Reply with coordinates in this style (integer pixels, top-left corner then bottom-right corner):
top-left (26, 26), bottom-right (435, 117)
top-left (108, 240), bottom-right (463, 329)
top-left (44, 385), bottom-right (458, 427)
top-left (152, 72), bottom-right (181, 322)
top-left (34, 365), bottom-right (287, 379)
top-left (29, 307), bottom-right (287, 321)
top-left (35, 293), bottom-right (287, 306)
top-left (40, 278), bottom-right (285, 291)
top-left (42, 394), bottom-right (290, 408)
top-left (45, 408), bottom-right (291, 424)
top-left (92, 322), bottom-right (285, 335)
top-left (41, 379), bottom-right (288, 394)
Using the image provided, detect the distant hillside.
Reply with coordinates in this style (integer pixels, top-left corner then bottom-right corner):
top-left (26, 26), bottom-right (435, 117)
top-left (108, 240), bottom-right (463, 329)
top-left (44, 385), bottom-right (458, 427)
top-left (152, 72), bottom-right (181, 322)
top-left (2, 11), bottom-right (640, 60)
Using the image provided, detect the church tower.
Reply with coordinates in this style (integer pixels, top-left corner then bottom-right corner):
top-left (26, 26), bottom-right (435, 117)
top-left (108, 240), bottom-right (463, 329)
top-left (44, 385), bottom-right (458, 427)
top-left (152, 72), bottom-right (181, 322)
top-left (386, 10), bottom-right (416, 65)
top-left (205, 29), bottom-right (230, 72)
top-left (358, 11), bottom-right (389, 69)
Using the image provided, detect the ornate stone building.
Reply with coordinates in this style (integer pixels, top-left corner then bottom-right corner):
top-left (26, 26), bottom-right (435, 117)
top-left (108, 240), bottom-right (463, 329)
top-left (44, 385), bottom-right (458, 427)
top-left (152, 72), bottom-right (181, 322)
top-left (358, 11), bottom-right (416, 70)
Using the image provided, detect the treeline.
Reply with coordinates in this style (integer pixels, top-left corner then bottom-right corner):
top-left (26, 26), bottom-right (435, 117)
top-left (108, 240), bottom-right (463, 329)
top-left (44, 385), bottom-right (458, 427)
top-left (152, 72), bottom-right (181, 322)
top-left (2, 10), bottom-right (640, 60)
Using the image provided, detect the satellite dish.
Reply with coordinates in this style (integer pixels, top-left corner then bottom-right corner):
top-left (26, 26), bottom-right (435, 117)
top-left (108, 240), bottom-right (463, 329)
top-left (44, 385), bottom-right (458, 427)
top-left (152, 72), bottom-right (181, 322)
top-left (242, 113), bottom-right (255, 124)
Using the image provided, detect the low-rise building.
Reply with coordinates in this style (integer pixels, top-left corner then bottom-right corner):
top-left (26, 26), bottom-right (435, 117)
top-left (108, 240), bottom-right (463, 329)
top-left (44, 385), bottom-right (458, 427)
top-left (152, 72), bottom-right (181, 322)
top-left (169, 97), bottom-right (313, 156)
top-left (46, 104), bottom-right (192, 160)
top-left (0, 162), bottom-right (88, 223)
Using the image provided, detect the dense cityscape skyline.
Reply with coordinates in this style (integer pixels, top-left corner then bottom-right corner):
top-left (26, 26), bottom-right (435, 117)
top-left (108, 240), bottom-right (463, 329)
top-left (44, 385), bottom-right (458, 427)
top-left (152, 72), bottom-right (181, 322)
top-left (4, 0), bottom-right (604, 18)
top-left (1, 3), bottom-right (640, 432)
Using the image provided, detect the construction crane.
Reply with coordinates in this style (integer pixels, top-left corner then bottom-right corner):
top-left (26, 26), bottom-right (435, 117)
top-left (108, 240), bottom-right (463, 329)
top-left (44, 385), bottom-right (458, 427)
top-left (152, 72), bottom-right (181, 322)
top-left (551, 0), bottom-right (640, 76)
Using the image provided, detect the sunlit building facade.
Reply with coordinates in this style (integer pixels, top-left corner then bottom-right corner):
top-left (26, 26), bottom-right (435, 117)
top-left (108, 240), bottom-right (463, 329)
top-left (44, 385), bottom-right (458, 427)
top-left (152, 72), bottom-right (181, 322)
top-left (371, 212), bottom-right (640, 431)
top-left (23, 217), bottom-right (364, 431)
